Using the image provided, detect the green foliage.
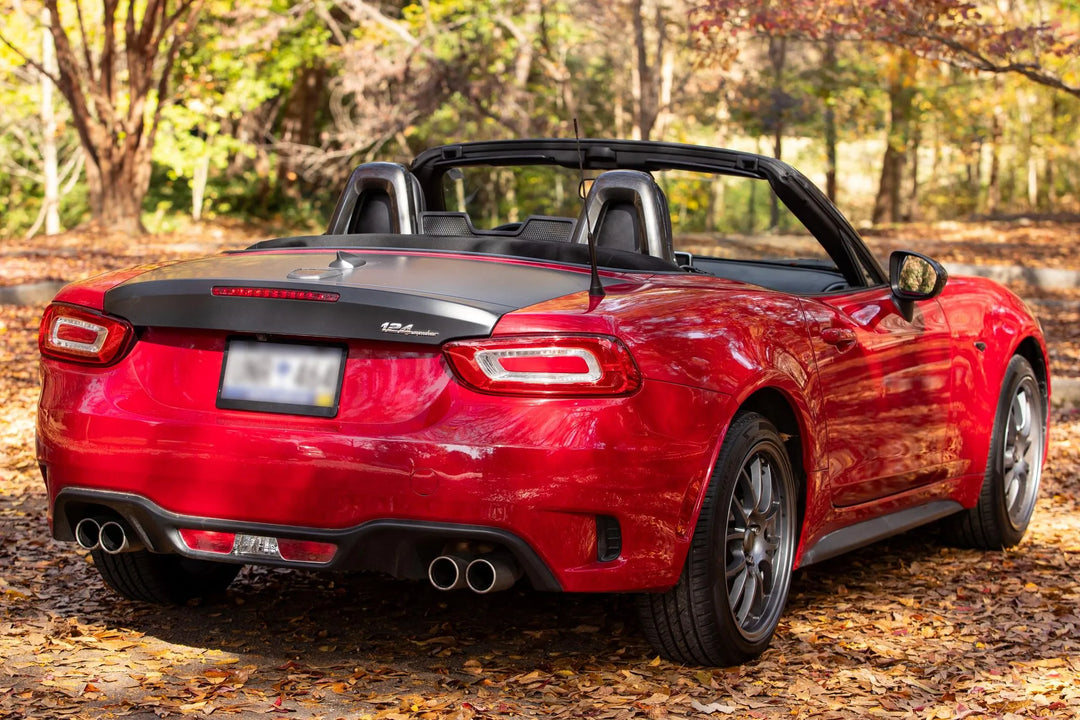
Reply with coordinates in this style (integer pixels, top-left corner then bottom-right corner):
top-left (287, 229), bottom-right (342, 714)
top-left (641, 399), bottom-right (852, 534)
top-left (2, 0), bottom-right (1080, 238)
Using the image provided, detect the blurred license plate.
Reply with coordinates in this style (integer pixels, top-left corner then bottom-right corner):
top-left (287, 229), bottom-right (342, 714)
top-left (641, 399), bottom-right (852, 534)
top-left (218, 340), bottom-right (345, 417)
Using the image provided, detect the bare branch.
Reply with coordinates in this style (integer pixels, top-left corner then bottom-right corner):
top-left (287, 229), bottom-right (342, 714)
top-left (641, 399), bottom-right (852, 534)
top-left (0, 32), bottom-right (61, 86)
top-left (338, 0), bottom-right (418, 47)
top-left (313, 0), bottom-right (350, 46)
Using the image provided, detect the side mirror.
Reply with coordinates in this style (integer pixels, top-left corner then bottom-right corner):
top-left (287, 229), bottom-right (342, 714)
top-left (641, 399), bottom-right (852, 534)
top-left (890, 251), bottom-right (948, 301)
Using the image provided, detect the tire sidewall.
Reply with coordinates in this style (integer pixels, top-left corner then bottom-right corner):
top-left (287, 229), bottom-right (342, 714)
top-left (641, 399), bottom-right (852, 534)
top-left (983, 356), bottom-right (1043, 546)
top-left (694, 413), bottom-right (797, 659)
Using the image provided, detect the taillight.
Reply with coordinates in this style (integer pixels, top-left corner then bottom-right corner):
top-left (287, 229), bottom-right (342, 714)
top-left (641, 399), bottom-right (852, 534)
top-left (39, 304), bottom-right (134, 365)
top-left (443, 335), bottom-right (641, 396)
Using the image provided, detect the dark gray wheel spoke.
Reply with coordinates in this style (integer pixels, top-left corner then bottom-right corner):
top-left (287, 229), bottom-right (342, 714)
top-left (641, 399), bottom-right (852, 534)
top-left (729, 564), bottom-right (748, 604)
top-left (748, 462), bottom-right (762, 506)
top-left (734, 567), bottom-right (760, 625)
top-left (755, 461), bottom-right (773, 512)
top-left (1005, 476), bottom-right (1021, 507)
top-left (730, 498), bottom-right (750, 528)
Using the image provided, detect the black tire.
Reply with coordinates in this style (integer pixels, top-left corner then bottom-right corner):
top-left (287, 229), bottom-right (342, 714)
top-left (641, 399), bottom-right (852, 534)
top-left (92, 548), bottom-right (242, 604)
top-left (943, 355), bottom-right (1045, 549)
top-left (638, 412), bottom-right (798, 666)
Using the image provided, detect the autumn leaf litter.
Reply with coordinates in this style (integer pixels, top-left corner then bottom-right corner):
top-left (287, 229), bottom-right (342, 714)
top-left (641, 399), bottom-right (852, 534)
top-left (1, 223), bottom-right (1079, 719)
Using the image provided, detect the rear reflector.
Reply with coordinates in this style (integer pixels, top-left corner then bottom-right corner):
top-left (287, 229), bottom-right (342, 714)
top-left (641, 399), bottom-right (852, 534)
top-left (179, 529), bottom-right (236, 554)
top-left (212, 286), bottom-right (340, 302)
top-left (278, 539), bottom-right (338, 563)
top-left (443, 335), bottom-right (641, 396)
top-left (39, 304), bottom-right (134, 365)
top-left (178, 529), bottom-right (337, 564)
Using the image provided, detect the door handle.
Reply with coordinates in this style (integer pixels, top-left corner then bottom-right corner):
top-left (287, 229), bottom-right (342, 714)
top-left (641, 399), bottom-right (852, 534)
top-left (821, 327), bottom-right (856, 347)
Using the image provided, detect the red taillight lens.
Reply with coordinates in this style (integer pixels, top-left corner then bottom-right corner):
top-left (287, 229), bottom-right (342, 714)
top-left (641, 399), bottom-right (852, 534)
top-left (278, 539), bottom-right (337, 563)
top-left (39, 304), bottom-right (135, 365)
top-left (179, 529), bottom-right (236, 554)
top-left (443, 335), bottom-right (641, 396)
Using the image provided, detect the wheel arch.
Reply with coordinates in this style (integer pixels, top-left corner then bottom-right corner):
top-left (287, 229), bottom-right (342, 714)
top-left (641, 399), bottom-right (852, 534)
top-left (738, 387), bottom-right (808, 519)
top-left (1014, 335), bottom-right (1050, 410)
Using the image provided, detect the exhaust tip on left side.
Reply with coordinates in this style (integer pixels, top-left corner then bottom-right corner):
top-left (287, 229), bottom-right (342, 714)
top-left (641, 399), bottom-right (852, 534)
top-left (75, 517), bottom-right (103, 551)
top-left (428, 555), bottom-right (470, 591)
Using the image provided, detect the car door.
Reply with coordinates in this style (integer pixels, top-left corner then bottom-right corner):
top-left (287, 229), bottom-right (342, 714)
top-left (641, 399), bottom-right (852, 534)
top-left (801, 288), bottom-right (954, 507)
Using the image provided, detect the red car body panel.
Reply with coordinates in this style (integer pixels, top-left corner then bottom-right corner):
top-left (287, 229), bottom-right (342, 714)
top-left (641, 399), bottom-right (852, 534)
top-left (37, 140), bottom-right (1051, 604)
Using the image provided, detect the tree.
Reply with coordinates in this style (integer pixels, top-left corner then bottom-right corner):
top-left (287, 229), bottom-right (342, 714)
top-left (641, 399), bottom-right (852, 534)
top-left (696, 0), bottom-right (1080, 222)
top-left (1, 1), bottom-right (204, 234)
top-left (696, 0), bottom-right (1080, 99)
top-left (0, 3), bottom-right (84, 237)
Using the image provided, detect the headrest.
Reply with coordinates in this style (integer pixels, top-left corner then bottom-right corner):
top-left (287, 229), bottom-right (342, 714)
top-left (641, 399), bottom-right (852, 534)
top-left (327, 162), bottom-right (424, 234)
top-left (570, 170), bottom-right (674, 262)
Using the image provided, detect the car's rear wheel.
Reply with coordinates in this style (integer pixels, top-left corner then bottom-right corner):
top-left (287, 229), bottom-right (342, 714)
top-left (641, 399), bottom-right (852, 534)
top-left (92, 548), bottom-right (242, 604)
top-left (638, 412), bottom-right (798, 666)
top-left (943, 355), bottom-right (1045, 549)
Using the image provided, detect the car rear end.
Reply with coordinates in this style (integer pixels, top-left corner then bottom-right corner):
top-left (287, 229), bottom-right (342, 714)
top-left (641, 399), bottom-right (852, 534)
top-left (37, 249), bottom-right (728, 595)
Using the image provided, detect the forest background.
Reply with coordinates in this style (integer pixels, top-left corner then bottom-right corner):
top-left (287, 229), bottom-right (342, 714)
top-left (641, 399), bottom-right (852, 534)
top-left (0, 0), bottom-right (1078, 241)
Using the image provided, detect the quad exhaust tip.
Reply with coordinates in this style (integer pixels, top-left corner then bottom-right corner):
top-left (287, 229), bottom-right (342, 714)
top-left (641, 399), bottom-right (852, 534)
top-left (74, 516), bottom-right (144, 554)
top-left (428, 554), bottom-right (471, 591)
top-left (465, 553), bottom-right (522, 594)
top-left (75, 517), bottom-right (103, 551)
top-left (428, 552), bottom-right (522, 593)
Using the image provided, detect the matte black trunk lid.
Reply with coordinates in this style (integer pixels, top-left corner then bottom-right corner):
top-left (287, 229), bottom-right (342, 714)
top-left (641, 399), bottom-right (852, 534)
top-left (104, 251), bottom-right (588, 344)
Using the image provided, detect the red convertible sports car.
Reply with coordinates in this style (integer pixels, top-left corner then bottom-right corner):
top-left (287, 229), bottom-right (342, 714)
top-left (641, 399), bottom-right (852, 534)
top-left (37, 139), bottom-right (1049, 665)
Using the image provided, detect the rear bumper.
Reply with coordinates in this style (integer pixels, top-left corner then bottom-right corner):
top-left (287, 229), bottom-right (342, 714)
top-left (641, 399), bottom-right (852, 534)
top-left (39, 356), bottom-right (732, 593)
top-left (51, 487), bottom-right (563, 590)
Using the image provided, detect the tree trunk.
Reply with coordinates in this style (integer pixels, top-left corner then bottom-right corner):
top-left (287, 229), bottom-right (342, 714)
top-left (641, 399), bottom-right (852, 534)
top-left (276, 64), bottom-right (329, 194)
top-left (83, 145), bottom-right (153, 235)
top-left (873, 52), bottom-right (917, 225)
top-left (192, 151), bottom-right (211, 221)
top-left (1046, 94), bottom-right (1060, 210)
top-left (631, 0), bottom-right (664, 141)
top-left (905, 121), bottom-right (920, 222)
top-left (822, 38), bottom-right (838, 203)
top-left (768, 35), bottom-right (788, 228)
top-left (987, 122), bottom-right (1002, 215)
top-left (40, 13), bottom-right (61, 235)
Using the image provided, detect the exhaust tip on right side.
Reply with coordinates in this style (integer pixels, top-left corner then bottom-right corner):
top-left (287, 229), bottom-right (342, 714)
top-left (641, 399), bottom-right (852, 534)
top-left (465, 554), bottom-right (521, 594)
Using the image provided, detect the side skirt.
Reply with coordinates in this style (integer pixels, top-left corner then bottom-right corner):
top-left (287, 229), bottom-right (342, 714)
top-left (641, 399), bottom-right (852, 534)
top-left (798, 500), bottom-right (963, 567)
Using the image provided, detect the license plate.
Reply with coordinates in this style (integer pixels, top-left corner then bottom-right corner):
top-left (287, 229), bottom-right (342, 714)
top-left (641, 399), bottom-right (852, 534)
top-left (217, 340), bottom-right (345, 417)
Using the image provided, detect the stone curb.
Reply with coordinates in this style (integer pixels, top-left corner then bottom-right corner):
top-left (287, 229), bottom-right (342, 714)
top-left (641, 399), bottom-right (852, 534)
top-left (1052, 378), bottom-right (1080, 411)
top-left (0, 281), bottom-right (66, 306)
top-left (945, 263), bottom-right (1080, 289)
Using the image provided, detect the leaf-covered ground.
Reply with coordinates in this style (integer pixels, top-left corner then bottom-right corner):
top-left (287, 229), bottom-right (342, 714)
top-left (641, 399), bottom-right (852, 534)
top-left (2, 221), bottom-right (1079, 719)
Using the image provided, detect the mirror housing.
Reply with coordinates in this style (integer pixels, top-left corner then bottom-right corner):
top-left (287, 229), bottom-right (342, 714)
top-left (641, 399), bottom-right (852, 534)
top-left (889, 251), bottom-right (948, 322)
top-left (890, 250), bottom-right (948, 301)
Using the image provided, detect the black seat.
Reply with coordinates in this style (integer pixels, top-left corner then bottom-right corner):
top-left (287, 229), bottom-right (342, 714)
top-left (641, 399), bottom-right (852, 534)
top-left (325, 162), bottom-right (424, 235)
top-left (570, 170), bottom-right (674, 263)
